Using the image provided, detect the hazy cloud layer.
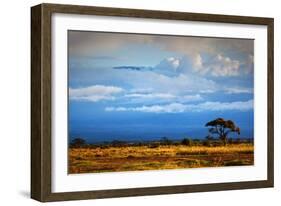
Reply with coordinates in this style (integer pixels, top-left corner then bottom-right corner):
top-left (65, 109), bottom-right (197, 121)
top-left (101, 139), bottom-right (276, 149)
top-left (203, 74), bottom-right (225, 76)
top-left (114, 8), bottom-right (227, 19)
top-left (115, 54), bottom-right (252, 77)
top-left (69, 85), bottom-right (123, 102)
top-left (69, 31), bottom-right (253, 57)
top-left (106, 100), bottom-right (253, 113)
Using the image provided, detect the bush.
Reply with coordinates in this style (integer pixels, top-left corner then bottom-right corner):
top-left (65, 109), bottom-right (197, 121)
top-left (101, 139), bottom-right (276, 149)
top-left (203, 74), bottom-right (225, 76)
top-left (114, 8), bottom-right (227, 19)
top-left (212, 141), bottom-right (223, 147)
top-left (160, 137), bottom-right (172, 145)
top-left (202, 140), bottom-right (212, 147)
top-left (181, 138), bottom-right (193, 146)
top-left (70, 137), bottom-right (86, 148)
top-left (111, 140), bottom-right (127, 147)
top-left (148, 143), bottom-right (160, 148)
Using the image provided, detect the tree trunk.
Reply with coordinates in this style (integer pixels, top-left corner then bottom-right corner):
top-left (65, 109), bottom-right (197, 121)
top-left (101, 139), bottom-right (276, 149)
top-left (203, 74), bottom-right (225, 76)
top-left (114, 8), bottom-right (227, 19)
top-left (220, 135), bottom-right (227, 146)
top-left (223, 138), bottom-right (227, 146)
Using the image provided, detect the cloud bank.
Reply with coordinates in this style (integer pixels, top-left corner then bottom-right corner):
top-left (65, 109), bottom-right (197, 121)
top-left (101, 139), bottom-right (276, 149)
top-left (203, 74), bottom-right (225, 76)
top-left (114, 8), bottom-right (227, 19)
top-left (69, 85), bottom-right (123, 102)
top-left (105, 100), bottom-right (253, 113)
top-left (114, 54), bottom-right (251, 78)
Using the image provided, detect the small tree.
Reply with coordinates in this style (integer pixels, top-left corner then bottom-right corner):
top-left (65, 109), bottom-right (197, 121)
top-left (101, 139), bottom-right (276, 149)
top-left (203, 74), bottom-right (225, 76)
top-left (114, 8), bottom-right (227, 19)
top-left (70, 137), bottom-right (86, 148)
top-left (205, 118), bottom-right (240, 146)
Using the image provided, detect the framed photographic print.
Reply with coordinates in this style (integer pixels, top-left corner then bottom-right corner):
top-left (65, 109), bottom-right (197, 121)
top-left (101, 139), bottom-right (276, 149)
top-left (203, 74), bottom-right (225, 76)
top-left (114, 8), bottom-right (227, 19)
top-left (31, 3), bottom-right (274, 202)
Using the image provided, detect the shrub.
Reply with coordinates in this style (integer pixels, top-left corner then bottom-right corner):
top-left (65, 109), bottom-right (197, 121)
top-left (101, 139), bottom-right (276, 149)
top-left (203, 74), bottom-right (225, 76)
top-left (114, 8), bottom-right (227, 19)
top-left (111, 140), bottom-right (127, 147)
top-left (148, 143), bottom-right (160, 148)
top-left (160, 137), bottom-right (172, 145)
top-left (181, 138), bottom-right (193, 146)
top-left (202, 140), bottom-right (212, 147)
top-left (70, 137), bottom-right (86, 148)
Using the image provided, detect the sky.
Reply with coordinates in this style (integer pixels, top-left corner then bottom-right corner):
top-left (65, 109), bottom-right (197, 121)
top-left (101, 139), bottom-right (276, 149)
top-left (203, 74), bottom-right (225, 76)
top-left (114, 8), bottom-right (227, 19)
top-left (68, 30), bottom-right (254, 143)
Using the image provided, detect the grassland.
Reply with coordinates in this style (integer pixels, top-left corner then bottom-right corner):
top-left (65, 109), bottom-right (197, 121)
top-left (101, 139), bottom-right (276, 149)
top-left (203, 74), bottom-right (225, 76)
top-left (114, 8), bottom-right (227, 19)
top-left (69, 143), bottom-right (254, 174)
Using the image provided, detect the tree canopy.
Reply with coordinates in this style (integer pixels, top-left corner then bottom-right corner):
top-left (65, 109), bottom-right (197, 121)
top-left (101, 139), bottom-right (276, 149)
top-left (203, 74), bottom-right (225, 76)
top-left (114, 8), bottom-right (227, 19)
top-left (205, 118), bottom-right (240, 145)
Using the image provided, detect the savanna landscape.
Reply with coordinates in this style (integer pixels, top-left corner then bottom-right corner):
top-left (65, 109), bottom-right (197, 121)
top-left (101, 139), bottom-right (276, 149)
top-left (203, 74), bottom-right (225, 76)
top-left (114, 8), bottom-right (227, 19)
top-left (69, 118), bottom-right (254, 174)
top-left (69, 141), bottom-right (253, 174)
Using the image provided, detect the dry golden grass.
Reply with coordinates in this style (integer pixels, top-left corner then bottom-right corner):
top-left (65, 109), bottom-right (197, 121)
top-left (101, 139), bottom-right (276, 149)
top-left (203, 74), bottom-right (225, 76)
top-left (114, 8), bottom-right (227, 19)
top-left (69, 144), bottom-right (254, 174)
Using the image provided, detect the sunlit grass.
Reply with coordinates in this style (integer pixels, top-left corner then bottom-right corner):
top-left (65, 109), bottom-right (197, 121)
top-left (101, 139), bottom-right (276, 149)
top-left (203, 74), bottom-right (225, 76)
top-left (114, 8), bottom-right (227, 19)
top-left (69, 144), bottom-right (254, 174)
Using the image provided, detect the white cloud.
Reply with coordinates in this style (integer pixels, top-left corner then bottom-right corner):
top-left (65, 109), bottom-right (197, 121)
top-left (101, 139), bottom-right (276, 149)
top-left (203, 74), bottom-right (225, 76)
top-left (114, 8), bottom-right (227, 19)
top-left (106, 103), bottom-right (187, 113)
top-left (224, 87), bottom-right (253, 94)
top-left (155, 37), bottom-right (253, 70)
top-left (181, 94), bottom-right (203, 102)
top-left (196, 100), bottom-right (253, 111)
top-left (154, 54), bottom-right (244, 78)
top-left (153, 57), bottom-right (181, 76)
top-left (69, 85), bottom-right (123, 102)
top-left (242, 54), bottom-right (254, 74)
top-left (123, 92), bottom-right (203, 104)
top-left (128, 72), bottom-right (218, 95)
top-left (105, 99), bottom-right (253, 113)
top-left (212, 54), bottom-right (240, 76)
top-left (125, 93), bottom-right (175, 100)
top-left (165, 57), bottom-right (180, 69)
top-left (69, 65), bottom-right (219, 104)
top-left (193, 54), bottom-right (241, 77)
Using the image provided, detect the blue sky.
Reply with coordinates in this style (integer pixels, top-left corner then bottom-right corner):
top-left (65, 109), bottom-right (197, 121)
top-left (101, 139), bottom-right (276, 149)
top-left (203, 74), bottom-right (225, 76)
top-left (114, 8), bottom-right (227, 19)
top-left (68, 31), bottom-right (254, 143)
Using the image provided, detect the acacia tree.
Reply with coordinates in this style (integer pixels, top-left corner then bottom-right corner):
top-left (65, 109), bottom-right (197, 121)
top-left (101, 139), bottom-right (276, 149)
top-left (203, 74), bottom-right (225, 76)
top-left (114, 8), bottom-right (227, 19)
top-left (205, 118), bottom-right (240, 146)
